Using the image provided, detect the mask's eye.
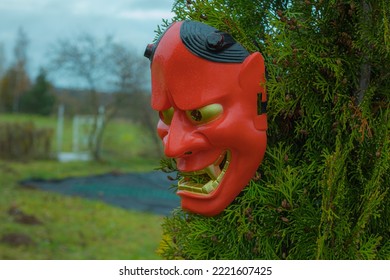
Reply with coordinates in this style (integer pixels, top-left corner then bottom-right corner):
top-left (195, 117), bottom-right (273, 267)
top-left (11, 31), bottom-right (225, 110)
top-left (186, 104), bottom-right (223, 125)
top-left (159, 107), bottom-right (174, 125)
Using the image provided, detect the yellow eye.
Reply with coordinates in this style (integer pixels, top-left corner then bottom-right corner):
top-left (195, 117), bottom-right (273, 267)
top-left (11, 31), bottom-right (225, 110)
top-left (159, 107), bottom-right (174, 125)
top-left (186, 104), bottom-right (223, 125)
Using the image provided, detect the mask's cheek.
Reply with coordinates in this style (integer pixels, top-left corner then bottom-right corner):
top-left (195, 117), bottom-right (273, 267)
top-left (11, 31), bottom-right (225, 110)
top-left (202, 116), bottom-right (258, 151)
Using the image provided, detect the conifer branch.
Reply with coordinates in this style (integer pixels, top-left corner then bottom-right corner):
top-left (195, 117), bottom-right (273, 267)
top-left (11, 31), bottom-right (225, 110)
top-left (357, 0), bottom-right (372, 105)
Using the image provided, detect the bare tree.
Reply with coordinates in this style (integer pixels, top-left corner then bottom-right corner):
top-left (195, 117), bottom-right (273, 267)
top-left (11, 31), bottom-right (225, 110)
top-left (107, 44), bottom-right (162, 156)
top-left (104, 43), bottom-right (146, 118)
top-left (0, 29), bottom-right (31, 113)
top-left (49, 33), bottom-right (112, 110)
top-left (108, 44), bottom-right (147, 92)
top-left (48, 33), bottom-right (160, 160)
top-left (0, 43), bottom-right (5, 77)
top-left (0, 43), bottom-right (7, 112)
top-left (48, 33), bottom-right (115, 160)
top-left (11, 27), bottom-right (30, 113)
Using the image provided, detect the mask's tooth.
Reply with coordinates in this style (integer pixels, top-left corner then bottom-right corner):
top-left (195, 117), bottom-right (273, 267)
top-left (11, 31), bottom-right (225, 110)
top-left (215, 165), bottom-right (222, 177)
top-left (205, 164), bottom-right (221, 180)
top-left (215, 152), bottom-right (225, 167)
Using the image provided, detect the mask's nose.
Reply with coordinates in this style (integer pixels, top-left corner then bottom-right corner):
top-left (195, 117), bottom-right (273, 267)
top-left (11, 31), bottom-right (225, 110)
top-left (161, 112), bottom-right (206, 159)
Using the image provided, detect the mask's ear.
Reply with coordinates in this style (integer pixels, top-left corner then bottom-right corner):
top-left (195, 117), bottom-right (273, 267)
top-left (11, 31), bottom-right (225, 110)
top-left (239, 52), bottom-right (268, 131)
top-left (238, 52), bottom-right (266, 97)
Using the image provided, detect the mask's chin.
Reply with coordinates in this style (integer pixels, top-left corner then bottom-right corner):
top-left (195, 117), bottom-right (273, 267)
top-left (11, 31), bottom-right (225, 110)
top-left (178, 150), bottom-right (231, 195)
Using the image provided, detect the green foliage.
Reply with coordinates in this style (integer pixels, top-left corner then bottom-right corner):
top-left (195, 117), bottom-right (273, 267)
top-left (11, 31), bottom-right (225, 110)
top-left (19, 69), bottom-right (56, 116)
top-left (0, 66), bottom-right (30, 113)
top-left (158, 0), bottom-right (390, 259)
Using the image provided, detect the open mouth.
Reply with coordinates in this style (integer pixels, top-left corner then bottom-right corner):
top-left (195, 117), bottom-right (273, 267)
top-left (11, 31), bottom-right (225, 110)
top-left (178, 151), bottom-right (231, 195)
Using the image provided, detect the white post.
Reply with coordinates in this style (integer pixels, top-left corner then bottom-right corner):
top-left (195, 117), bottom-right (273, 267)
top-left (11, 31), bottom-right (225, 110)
top-left (93, 106), bottom-right (105, 146)
top-left (97, 105), bottom-right (105, 131)
top-left (56, 105), bottom-right (64, 155)
top-left (73, 116), bottom-right (79, 153)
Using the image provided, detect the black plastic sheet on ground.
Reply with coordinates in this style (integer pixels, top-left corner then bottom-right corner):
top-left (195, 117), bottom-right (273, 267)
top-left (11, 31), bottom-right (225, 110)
top-left (20, 171), bottom-right (180, 216)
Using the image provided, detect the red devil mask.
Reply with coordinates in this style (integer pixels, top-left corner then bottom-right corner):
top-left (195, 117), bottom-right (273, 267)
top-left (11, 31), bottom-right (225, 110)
top-left (144, 20), bottom-right (267, 216)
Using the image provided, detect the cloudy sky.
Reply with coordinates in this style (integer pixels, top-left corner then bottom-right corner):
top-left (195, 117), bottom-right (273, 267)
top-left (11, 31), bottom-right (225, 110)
top-left (0, 0), bottom-right (174, 87)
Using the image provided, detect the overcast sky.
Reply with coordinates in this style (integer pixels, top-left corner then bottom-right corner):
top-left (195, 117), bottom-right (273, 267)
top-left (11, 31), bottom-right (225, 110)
top-left (0, 0), bottom-right (174, 88)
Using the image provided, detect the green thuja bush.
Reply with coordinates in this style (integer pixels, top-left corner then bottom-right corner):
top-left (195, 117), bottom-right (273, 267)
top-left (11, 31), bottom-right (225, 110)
top-left (157, 0), bottom-right (389, 259)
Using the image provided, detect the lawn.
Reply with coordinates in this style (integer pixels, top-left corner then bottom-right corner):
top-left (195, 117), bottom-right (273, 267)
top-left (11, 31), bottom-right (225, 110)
top-left (0, 114), bottom-right (166, 259)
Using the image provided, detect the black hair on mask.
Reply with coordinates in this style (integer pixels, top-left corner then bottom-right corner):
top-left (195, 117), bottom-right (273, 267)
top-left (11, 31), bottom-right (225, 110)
top-left (144, 20), bottom-right (249, 63)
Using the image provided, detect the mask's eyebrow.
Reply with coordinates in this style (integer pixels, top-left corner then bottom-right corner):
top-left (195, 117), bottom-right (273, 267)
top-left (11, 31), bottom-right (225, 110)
top-left (151, 89), bottom-right (172, 111)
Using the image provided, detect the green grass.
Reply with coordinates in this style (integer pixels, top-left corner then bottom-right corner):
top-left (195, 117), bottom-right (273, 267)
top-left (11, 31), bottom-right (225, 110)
top-left (0, 114), bottom-right (166, 259)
